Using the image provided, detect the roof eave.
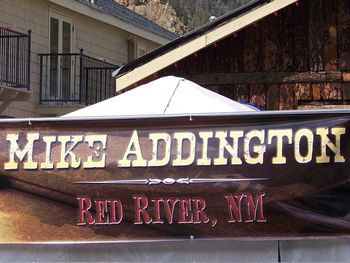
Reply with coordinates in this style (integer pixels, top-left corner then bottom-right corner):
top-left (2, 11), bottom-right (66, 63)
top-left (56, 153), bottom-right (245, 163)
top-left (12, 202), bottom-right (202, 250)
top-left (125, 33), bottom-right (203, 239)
top-left (49, 0), bottom-right (174, 45)
top-left (115, 0), bottom-right (298, 91)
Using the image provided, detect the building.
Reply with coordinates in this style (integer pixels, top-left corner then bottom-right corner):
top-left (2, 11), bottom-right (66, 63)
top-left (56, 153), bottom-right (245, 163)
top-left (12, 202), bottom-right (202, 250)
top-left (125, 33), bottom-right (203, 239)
top-left (0, 0), bottom-right (176, 117)
top-left (115, 0), bottom-right (350, 111)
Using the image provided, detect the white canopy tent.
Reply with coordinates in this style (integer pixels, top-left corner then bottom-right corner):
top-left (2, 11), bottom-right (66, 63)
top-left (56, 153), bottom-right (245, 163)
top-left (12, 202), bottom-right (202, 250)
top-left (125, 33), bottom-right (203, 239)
top-left (64, 76), bottom-right (255, 117)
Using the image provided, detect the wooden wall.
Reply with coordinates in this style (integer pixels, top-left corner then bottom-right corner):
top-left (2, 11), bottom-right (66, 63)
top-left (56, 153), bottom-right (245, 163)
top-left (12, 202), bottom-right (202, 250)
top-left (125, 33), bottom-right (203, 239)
top-left (157, 0), bottom-right (350, 110)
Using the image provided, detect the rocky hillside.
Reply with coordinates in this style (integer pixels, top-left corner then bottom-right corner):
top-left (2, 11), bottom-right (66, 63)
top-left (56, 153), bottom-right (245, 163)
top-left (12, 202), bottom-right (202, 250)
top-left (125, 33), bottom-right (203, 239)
top-left (116, 0), bottom-right (251, 35)
top-left (115, 0), bottom-right (187, 35)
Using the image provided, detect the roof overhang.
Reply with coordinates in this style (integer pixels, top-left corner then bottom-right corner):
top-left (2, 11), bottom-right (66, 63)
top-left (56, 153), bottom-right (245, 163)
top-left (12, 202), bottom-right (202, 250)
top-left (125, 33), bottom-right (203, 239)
top-left (115, 0), bottom-right (298, 92)
top-left (49, 0), bottom-right (171, 45)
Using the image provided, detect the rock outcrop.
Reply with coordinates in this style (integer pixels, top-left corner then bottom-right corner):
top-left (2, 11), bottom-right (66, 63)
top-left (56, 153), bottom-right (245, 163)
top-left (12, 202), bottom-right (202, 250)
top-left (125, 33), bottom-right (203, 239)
top-left (115, 0), bottom-right (186, 35)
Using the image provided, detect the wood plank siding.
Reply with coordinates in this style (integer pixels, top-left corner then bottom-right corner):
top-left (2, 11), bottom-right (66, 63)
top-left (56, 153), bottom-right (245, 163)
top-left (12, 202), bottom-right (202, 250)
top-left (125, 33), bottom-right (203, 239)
top-left (150, 0), bottom-right (350, 110)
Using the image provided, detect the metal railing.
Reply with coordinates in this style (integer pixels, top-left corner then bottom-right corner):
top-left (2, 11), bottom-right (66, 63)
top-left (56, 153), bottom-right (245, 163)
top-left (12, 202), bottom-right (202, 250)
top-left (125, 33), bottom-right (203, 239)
top-left (39, 49), bottom-right (118, 105)
top-left (83, 67), bottom-right (116, 105)
top-left (0, 27), bottom-right (31, 89)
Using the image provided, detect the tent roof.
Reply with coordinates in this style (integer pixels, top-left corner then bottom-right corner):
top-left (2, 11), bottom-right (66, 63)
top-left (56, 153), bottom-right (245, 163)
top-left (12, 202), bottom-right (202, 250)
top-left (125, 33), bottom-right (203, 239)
top-left (64, 76), bottom-right (255, 117)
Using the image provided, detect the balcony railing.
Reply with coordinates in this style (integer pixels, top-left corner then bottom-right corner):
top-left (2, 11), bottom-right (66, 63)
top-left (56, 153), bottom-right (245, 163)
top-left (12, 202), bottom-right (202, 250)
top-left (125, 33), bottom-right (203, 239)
top-left (39, 50), bottom-right (118, 105)
top-left (0, 27), bottom-right (31, 89)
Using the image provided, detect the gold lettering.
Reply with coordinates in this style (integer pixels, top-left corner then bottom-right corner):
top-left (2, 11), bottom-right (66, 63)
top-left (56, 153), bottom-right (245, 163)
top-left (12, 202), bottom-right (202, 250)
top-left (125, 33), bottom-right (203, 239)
top-left (57, 135), bottom-right (83, 169)
top-left (268, 129), bottom-right (292, 164)
top-left (83, 134), bottom-right (107, 168)
top-left (294, 129), bottom-right (314, 163)
top-left (172, 132), bottom-right (196, 166)
top-left (316, 127), bottom-right (345, 163)
top-left (40, 135), bottom-right (56, 169)
top-left (213, 131), bottom-right (243, 165)
top-left (118, 130), bottom-right (147, 167)
top-left (148, 133), bottom-right (171, 167)
top-left (4, 133), bottom-right (39, 170)
top-left (197, 131), bottom-right (213, 166)
top-left (244, 130), bottom-right (265, 164)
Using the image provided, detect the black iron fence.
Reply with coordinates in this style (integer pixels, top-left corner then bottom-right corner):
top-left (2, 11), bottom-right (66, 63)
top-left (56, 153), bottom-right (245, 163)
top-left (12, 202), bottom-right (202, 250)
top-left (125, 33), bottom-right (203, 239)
top-left (83, 67), bottom-right (116, 105)
top-left (0, 27), bottom-right (31, 89)
top-left (39, 50), bottom-right (118, 105)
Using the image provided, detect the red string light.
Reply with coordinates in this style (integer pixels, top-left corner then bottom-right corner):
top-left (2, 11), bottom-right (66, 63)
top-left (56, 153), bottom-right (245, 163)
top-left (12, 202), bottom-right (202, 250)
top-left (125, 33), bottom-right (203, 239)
top-left (274, 12), bottom-right (279, 17)
top-left (0, 26), bottom-right (16, 29)
top-left (97, 57), bottom-right (106, 62)
top-left (295, 0), bottom-right (300, 7)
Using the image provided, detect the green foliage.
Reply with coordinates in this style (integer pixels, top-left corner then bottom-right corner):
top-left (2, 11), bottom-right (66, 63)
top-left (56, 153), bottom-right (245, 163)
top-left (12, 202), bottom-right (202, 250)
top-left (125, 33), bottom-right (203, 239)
top-left (167, 0), bottom-right (253, 31)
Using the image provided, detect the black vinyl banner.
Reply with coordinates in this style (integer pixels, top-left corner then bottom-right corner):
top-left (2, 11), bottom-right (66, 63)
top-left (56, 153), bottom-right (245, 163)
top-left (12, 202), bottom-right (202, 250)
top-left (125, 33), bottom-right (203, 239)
top-left (0, 111), bottom-right (350, 242)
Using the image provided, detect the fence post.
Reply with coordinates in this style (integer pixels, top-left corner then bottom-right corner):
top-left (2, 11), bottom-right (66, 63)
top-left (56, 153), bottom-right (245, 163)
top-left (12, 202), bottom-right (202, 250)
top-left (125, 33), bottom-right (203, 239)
top-left (5, 31), bottom-right (9, 84)
top-left (99, 68), bottom-right (103, 103)
top-left (85, 68), bottom-right (89, 105)
top-left (16, 36), bottom-right (19, 85)
top-left (79, 48), bottom-right (83, 103)
top-left (104, 68), bottom-right (107, 101)
top-left (27, 30), bottom-right (31, 90)
top-left (39, 55), bottom-right (42, 104)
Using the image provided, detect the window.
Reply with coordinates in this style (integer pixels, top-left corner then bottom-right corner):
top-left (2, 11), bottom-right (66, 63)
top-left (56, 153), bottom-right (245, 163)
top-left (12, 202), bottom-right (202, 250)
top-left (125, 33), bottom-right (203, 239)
top-left (49, 12), bottom-right (73, 100)
top-left (128, 37), bottom-right (147, 61)
top-left (137, 43), bottom-right (147, 58)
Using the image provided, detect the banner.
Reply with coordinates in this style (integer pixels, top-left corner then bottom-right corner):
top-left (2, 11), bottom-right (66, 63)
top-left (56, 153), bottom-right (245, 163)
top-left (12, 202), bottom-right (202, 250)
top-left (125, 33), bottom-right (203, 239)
top-left (0, 111), bottom-right (350, 243)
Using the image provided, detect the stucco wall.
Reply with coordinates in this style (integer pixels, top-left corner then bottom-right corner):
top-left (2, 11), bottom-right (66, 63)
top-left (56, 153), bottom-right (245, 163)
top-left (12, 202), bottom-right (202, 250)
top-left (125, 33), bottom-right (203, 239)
top-left (0, 0), bottom-right (161, 117)
top-left (0, 0), bottom-right (48, 117)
